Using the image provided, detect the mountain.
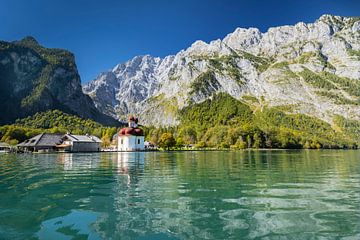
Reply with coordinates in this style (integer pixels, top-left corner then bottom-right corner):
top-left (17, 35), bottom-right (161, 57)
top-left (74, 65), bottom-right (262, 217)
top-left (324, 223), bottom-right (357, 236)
top-left (0, 37), bottom-right (119, 126)
top-left (84, 15), bottom-right (360, 127)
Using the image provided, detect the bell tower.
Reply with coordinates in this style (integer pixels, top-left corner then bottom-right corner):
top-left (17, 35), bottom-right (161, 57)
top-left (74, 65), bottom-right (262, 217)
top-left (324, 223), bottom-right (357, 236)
top-left (128, 115), bottom-right (138, 128)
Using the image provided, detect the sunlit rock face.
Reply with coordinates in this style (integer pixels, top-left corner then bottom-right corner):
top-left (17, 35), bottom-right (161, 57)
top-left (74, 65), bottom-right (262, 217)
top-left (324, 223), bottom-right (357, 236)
top-left (84, 15), bottom-right (360, 126)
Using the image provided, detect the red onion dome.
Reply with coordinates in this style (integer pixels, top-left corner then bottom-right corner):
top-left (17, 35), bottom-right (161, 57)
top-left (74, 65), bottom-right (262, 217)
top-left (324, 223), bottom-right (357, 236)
top-left (119, 127), bottom-right (144, 136)
top-left (119, 128), bottom-right (127, 135)
top-left (134, 128), bottom-right (143, 136)
top-left (125, 128), bottom-right (135, 135)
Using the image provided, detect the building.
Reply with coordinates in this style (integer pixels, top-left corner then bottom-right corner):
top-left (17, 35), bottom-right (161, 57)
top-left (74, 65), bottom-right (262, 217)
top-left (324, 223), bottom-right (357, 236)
top-left (17, 133), bottom-right (63, 153)
top-left (17, 133), bottom-right (102, 153)
top-left (58, 133), bottom-right (102, 152)
top-left (144, 141), bottom-right (156, 150)
top-left (0, 142), bottom-right (11, 153)
top-left (118, 116), bottom-right (145, 151)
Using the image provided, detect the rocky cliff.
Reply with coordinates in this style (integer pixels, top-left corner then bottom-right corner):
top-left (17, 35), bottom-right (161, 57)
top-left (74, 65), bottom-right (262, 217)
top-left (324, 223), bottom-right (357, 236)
top-left (0, 37), bottom-right (119, 126)
top-left (84, 15), bottom-right (360, 126)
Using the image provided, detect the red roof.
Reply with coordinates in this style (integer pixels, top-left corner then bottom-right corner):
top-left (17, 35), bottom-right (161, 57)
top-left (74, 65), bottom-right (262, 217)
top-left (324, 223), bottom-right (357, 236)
top-left (119, 127), bottom-right (144, 136)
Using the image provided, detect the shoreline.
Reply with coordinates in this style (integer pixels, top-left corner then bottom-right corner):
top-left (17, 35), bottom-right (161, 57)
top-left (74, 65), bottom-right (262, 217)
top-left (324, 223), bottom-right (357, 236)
top-left (2, 148), bottom-right (358, 155)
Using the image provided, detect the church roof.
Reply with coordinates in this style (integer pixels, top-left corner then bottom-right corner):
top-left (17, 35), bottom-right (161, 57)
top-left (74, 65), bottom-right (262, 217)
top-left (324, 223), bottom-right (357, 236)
top-left (119, 127), bottom-right (144, 136)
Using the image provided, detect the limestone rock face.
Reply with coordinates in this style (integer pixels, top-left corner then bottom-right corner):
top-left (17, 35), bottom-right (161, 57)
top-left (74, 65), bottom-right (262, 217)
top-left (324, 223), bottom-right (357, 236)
top-left (0, 37), bottom-right (119, 125)
top-left (83, 15), bottom-right (360, 126)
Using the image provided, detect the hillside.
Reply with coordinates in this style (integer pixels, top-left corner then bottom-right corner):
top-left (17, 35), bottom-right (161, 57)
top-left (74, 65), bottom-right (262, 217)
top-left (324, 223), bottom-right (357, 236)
top-left (84, 15), bottom-right (360, 129)
top-left (176, 93), bottom-right (358, 149)
top-left (0, 110), bottom-right (119, 145)
top-left (0, 37), bottom-right (119, 126)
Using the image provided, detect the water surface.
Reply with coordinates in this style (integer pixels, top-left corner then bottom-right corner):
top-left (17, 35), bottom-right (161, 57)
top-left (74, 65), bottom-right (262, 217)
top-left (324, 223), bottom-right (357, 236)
top-left (0, 150), bottom-right (359, 239)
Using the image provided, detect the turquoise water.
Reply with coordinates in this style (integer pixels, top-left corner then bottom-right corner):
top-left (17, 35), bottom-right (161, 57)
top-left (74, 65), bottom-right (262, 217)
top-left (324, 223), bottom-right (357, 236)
top-left (0, 150), bottom-right (359, 239)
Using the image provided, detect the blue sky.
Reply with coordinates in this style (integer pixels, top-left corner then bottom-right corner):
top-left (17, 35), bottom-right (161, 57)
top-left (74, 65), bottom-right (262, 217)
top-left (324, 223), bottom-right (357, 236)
top-left (1, 0), bottom-right (359, 83)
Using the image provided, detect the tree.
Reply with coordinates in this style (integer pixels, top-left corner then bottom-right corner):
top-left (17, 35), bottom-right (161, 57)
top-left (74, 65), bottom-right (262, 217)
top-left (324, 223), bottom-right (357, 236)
top-left (158, 133), bottom-right (176, 150)
top-left (175, 137), bottom-right (184, 148)
top-left (246, 135), bottom-right (252, 148)
top-left (219, 142), bottom-right (230, 149)
top-left (1, 126), bottom-right (27, 143)
top-left (231, 137), bottom-right (247, 149)
top-left (178, 125), bottom-right (197, 145)
top-left (203, 126), bottom-right (229, 148)
top-left (101, 135), bottom-right (111, 148)
top-left (253, 132), bottom-right (263, 148)
top-left (195, 140), bottom-right (206, 149)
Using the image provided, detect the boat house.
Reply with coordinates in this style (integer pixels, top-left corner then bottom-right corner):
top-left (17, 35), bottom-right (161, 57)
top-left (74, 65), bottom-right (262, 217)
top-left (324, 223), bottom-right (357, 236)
top-left (0, 142), bottom-right (11, 152)
top-left (17, 133), bottom-right (63, 153)
top-left (118, 116), bottom-right (145, 151)
top-left (17, 133), bottom-right (102, 153)
top-left (57, 133), bottom-right (102, 152)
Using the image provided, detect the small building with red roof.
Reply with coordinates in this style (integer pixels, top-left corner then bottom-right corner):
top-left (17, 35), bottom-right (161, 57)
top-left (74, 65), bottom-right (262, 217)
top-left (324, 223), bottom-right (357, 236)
top-left (118, 115), bottom-right (144, 151)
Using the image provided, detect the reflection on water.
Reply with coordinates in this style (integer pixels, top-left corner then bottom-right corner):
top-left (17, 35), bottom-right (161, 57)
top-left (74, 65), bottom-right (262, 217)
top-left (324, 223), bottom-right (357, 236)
top-left (0, 150), bottom-right (359, 239)
top-left (37, 210), bottom-right (101, 240)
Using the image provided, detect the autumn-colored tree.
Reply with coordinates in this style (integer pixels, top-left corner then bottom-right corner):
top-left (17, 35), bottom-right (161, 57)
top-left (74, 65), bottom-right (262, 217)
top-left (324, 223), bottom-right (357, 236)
top-left (101, 135), bottom-right (111, 148)
top-left (158, 132), bottom-right (176, 150)
top-left (177, 125), bottom-right (197, 145)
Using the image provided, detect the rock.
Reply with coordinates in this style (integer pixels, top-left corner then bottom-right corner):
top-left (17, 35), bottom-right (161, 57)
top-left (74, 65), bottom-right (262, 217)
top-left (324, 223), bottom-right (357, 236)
top-left (0, 37), bottom-right (119, 126)
top-left (352, 21), bottom-right (360, 32)
top-left (83, 15), bottom-right (360, 126)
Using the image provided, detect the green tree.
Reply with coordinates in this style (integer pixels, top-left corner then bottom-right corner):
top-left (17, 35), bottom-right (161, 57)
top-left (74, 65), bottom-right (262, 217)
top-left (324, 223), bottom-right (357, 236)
top-left (253, 132), bottom-right (263, 148)
top-left (178, 125), bottom-right (197, 145)
top-left (158, 133), bottom-right (176, 150)
top-left (246, 135), bottom-right (252, 148)
top-left (231, 137), bottom-right (247, 149)
top-left (195, 141), bottom-right (206, 148)
top-left (101, 135), bottom-right (111, 148)
top-left (175, 137), bottom-right (184, 148)
top-left (1, 127), bottom-right (27, 143)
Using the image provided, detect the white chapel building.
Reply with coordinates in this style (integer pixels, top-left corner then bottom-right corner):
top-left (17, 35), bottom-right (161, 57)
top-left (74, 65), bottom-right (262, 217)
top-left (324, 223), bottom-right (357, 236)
top-left (118, 116), bottom-right (145, 151)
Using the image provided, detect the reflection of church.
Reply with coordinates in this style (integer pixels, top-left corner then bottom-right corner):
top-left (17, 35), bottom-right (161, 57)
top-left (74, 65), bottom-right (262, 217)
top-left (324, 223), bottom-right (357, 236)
top-left (118, 116), bottom-right (145, 151)
top-left (115, 152), bottom-right (145, 182)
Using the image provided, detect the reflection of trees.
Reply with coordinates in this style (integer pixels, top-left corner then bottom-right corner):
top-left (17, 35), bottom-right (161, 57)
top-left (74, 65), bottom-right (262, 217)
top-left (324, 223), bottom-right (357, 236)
top-left (0, 150), bottom-right (359, 239)
top-left (0, 153), bottom-right (114, 239)
top-left (100, 150), bottom-right (360, 239)
top-left (101, 152), bottom-right (213, 239)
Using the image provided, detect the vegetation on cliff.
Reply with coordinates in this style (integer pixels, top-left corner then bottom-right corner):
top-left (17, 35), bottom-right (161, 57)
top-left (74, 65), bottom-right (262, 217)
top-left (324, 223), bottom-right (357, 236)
top-left (1, 94), bottom-right (358, 150)
top-left (0, 110), bottom-right (118, 145)
top-left (145, 93), bottom-right (359, 149)
top-left (0, 37), bottom-right (119, 126)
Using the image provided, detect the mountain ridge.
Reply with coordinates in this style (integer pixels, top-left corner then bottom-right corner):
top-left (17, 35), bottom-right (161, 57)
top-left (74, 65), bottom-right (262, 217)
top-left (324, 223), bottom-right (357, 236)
top-left (84, 14), bottom-right (360, 127)
top-left (0, 37), bottom-right (120, 126)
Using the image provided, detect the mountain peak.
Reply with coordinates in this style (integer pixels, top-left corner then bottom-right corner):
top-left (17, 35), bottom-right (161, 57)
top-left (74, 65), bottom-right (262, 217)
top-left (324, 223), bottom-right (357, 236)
top-left (83, 15), bottom-right (360, 126)
top-left (318, 14), bottom-right (342, 21)
top-left (18, 36), bottom-right (40, 46)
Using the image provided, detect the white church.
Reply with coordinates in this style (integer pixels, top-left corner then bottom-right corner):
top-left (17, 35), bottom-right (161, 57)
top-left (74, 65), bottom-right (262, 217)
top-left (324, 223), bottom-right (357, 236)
top-left (118, 116), bottom-right (145, 151)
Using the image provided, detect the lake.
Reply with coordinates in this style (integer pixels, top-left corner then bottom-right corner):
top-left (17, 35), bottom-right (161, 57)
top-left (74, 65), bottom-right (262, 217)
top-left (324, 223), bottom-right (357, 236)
top-left (0, 150), bottom-right (359, 239)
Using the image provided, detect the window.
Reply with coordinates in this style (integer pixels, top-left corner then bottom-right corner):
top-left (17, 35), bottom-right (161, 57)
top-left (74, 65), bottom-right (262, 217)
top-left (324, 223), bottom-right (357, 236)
top-left (137, 139), bottom-right (140, 144)
top-left (120, 139), bottom-right (123, 144)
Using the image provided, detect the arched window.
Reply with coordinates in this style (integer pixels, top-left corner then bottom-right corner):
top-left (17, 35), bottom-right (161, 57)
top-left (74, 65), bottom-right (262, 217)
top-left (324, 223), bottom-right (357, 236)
top-left (137, 139), bottom-right (140, 144)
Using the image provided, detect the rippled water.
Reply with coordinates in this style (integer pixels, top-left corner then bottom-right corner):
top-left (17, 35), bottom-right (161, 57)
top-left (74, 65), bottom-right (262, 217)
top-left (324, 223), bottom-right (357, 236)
top-left (0, 150), bottom-right (359, 239)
